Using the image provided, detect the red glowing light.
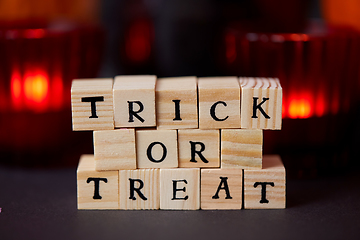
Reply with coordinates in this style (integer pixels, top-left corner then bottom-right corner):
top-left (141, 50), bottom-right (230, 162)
top-left (125, 20), bottom-right (152, 63)
top-left (226, 33), bottom-right (236, 63)
top-left (11, 68), bottom-right (22, 110)
top-left (288, 98), bottom-right (312, 119)
top-left (282, 104), bottom-right (286, 119)
top-left (10, 67), bottom-right (64, 112)
top-left (331, 91), bottom-right (340, 115)
top-left (302, 34), bottom-right (309, 41)
top-left (315, 91), bottom-right (326, 117)
top-left (11, 73), bottom-right (21, 99)
top-left (290, 34), bottom-right (302, 41)
top-left (24, 29), bottom-right (45, 39)
top-left (51, 73), bottom-right (63, 110)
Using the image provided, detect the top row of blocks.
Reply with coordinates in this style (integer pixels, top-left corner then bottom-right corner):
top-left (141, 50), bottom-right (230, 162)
top-left (71, 76), bottom-right (282, 131)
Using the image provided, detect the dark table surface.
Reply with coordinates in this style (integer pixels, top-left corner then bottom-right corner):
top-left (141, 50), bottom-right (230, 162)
top-left (0, 166), bottom-right (359, 240)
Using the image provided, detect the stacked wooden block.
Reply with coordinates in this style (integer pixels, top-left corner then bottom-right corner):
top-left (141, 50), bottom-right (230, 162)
top-left (72, 76), bottom-right (285, 210)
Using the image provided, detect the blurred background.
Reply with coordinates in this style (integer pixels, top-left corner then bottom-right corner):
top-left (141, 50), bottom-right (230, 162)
top-left (0, 0), bottom-right (359, 179)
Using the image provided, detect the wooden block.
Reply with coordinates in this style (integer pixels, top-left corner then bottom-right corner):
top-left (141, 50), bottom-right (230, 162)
top-left (178, 129), bottom-right (220, 168)
top-left (113, 75), bottom-right (156, 128)
top-left (119, 169), bottom-right (160, 210)
top-left (198, 77), bottom-right (240, 129)
top-left (240, 77), bottom-right (282, 130)
top-left (201, 169), bottom-right (242, 210)
top-left (160, 168), bottom-right (200, 210)
top-left (77, 155), bottom-right (119, 209)
top-left (71, 78), bottom-right (114, 131)
top-left (156, 77), bottom-right (198, 129)
top-left (136, 129), bottom-right (178, 168)
top-left (221, 129), bottom-right (262, 169)
top-left (94, 128), bottom-right (136, 171)
top-left (244, 155), bottom-right (286, 209)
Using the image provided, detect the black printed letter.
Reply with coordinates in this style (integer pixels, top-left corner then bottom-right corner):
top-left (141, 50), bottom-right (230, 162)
top-left (254, 182), bottom-right (274, 203)
top-left (172, 100), bottom-right (182, 121)
top-left (87, 177), bottom-right (107, 199)
top-left (128, 101), bottom-right (145, 123)
top-left (129, 178), bottom-right (147, 200)
top-left (189, 141), bottom-right (208, 163)
top-left (147, 142), bottom-right (167, 163)
top-left (212, 177), bottom-right (232, 199)
top-left (172, 180), bottom-right (189, 200)
top-left (81, 96), bottom-right (104, 118)
top-left (252, 97), bottom-right (270, 119)
top-left (210, 101), bottom-right (229, 121)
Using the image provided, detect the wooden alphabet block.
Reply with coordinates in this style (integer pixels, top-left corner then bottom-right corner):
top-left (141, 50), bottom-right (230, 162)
top-left (160, 168), bottom-right (200, 210)
top-left (244, 155), bottom-right (286, 209)
top-left (201, 169), bottom-right (242, 210)
top-left (178, 129), bottom-right (220, 168)
top-left (240, 77), bottom-right (282, 130)
top-left (136, 129), bottom-right (178, 168)
top-left (94, 128), bottom-right (136, 171)
top-left (77, 155), bottom-right (119, 209)
top-left (221, 129), bottom-right (263, 169)
top-left (156, 77), bottom-right (198, 129)
top-left (71, 78), bottom-right (114, 131)
top-left (119, 169), bottom-right (160, 210)
top-left (113, 75), bottom-right (156, 128)
top-left (198, 77), bottom-right (241, 129)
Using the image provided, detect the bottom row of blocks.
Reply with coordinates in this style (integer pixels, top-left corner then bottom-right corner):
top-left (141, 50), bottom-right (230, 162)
top-left (77, 155), bottom-right (286, 210)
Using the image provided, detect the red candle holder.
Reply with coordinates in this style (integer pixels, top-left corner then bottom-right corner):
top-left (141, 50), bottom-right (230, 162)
top-left (220, 21), bottom-right (360, 178)
top-left (0, 22), bottom-right (104, 167)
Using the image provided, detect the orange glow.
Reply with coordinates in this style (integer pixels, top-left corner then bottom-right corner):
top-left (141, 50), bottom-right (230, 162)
top-left (9, 67), bottom-right (64, 112)
top-left (24, 70), bottom-right (49, 112)
top-left (24, 72), bottom-right (49, 103)
top-left (288, 98), bottom-right (312, 119)
top-left (226, 33), bottom-right (236, 63)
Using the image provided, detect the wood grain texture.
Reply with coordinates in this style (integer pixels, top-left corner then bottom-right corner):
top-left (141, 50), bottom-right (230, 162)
top-left (136, 129), bottom-right (178, 168)
top-left (77, 155), bottom-right (119, 209)
top-left (201, 169), bottom-right (242, 210)
top-left (198, 77), bottom-right (241, 129)
top-left (94, 129), bottom-right (136, 171)
top-left (221, 129), bottom-right (263, 169)
top-left (160, 168), bottom-right (200, 210)
top-left (113, 75), bottom-right (156, 128)
top-left (244, 155), bottom-right (286, 209)
top-left (240, 77), bottom-right (282, 130)
top-left (178, 129), bottom-right (220, 168)
top-left (71, 78), bottom-right (114, 131)
top-left (156, 77), bottom-right (198, 129)
top-left (119, 169), bottom-right (160, 210)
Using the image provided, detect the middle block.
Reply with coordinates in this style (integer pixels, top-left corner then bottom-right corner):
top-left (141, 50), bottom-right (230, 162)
top-left (136, 129), bottom-right (178, 169)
